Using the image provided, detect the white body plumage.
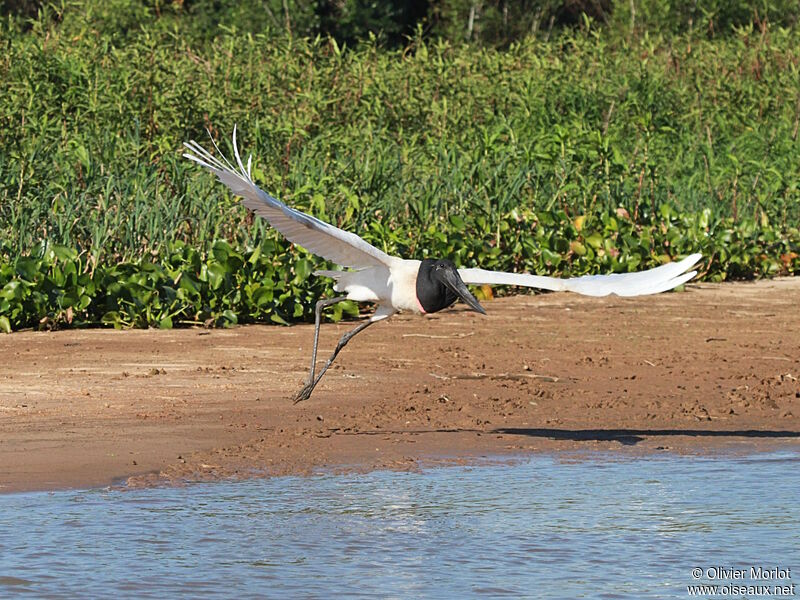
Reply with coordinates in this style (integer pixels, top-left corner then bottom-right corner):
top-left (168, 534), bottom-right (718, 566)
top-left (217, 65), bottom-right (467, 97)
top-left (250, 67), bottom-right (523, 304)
top-left (316, 259), bottom-right (424, 318)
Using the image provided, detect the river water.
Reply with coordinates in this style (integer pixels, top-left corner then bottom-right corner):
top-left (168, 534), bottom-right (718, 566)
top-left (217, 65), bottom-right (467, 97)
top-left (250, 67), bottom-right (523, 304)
top-left (1, 451), bottom-right (798, 598)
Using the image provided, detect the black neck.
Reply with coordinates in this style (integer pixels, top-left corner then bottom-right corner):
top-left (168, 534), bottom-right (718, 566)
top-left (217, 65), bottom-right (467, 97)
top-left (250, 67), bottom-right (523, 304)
top-left (416, 259), bottom-right (457, 313)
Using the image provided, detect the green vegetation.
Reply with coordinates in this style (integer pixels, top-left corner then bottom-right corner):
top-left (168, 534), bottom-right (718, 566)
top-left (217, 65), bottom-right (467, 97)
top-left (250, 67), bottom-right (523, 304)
top-left (1, 2), bottom-right (799, 332)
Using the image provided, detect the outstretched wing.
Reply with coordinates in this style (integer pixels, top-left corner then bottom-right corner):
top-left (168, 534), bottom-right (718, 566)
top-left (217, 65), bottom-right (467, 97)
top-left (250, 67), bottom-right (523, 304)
top-left (459, 253), bottom-right (702, 297)
top-left (183, 128), bottom-right (395, 269)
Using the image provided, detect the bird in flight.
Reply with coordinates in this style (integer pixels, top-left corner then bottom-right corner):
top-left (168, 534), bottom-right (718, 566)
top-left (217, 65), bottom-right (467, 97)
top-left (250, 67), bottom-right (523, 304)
top-left (184, 129), bottom-right (701, 402)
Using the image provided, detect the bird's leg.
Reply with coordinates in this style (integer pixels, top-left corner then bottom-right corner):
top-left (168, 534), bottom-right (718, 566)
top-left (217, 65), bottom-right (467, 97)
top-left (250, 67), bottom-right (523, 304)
top-left (293, 317), bottom-right (376, 404)
top-left (294, 296), bottom-right (348, 401)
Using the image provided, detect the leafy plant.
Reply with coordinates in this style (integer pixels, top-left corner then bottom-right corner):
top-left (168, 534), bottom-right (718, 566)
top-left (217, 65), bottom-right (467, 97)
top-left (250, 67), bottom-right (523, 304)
top-left (1, 4), bottom-right (799, 332)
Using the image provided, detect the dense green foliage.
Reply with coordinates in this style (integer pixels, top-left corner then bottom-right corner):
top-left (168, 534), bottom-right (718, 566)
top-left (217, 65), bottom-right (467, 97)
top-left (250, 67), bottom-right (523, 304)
top-left (1, 2), bottom-right (799, 331)
top-left (5, 0), bottom-right (800, 46)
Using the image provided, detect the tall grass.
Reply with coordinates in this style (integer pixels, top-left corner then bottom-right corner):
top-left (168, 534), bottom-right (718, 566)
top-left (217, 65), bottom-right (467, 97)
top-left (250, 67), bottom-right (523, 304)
top-left (1, 5), bottom-right (799, 331)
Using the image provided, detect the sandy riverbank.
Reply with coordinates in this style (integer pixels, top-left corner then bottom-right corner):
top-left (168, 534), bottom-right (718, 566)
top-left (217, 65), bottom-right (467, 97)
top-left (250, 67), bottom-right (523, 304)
top-left (1, 278), bottom-right (798, 493)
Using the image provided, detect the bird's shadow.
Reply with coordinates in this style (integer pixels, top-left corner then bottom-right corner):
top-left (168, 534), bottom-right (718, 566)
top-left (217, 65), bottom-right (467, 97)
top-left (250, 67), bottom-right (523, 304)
top-left (494, 428), bottom-right (800, 447)
top-left (341, 427), bottom-right (800, 447)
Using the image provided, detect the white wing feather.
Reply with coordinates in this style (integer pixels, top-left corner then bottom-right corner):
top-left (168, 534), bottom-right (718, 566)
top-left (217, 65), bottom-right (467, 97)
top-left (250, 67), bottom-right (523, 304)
top-left (183, 128), bottom-right (395, 269)
top-left (459, 253), bottom-right (702, 297)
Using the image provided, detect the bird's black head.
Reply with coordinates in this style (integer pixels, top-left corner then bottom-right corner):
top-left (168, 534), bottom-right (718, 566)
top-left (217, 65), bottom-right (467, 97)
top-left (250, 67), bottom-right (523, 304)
top-left (416, 259), bottom-right (486, 315)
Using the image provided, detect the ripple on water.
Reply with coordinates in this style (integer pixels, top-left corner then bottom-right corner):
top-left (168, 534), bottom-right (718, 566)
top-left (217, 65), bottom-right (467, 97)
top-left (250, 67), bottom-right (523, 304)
top-left (0, 451), bottom-right (798, 598)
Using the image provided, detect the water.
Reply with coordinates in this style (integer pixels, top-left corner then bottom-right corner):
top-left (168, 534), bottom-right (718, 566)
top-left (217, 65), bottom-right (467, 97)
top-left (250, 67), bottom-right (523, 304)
top-left (1, 451), bottom-right (798, 599)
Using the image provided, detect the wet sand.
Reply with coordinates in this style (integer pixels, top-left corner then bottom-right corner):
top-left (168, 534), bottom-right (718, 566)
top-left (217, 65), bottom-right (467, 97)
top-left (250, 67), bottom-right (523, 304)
top-left (1, 278), bottom-right (798, 493)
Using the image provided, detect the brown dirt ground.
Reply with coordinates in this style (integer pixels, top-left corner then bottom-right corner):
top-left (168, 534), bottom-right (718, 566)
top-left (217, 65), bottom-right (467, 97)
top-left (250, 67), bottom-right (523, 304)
top-left (1, 278), bottom-right (799, 493)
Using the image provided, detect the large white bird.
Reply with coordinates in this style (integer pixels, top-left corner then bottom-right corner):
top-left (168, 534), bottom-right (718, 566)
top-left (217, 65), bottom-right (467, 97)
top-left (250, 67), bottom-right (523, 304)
top-left (184, 129), bottom-right (702, 402)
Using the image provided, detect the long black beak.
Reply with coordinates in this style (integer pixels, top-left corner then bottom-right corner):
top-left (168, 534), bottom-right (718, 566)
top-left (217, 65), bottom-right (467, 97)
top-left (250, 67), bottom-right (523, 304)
top-left (441, 268), bottom-right (487, 315)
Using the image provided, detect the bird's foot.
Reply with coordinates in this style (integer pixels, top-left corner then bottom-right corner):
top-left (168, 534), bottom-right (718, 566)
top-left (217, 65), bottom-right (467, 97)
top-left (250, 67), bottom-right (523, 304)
top-left (293, 382), bottom-right (315, 404)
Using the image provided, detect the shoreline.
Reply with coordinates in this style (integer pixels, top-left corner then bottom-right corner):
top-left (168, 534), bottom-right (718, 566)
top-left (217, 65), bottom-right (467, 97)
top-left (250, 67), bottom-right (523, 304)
top-left (6, 440), bottom-right (799, 496)
top-left (2, 278), bottom-right (799, 494)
